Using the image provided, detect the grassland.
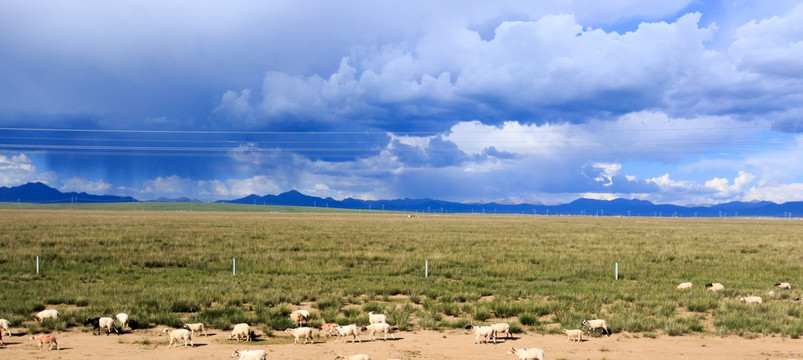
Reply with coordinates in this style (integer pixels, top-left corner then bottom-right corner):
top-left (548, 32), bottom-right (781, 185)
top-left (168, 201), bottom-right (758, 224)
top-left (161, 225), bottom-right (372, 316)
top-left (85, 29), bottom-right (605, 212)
top-left (1, 207), bottom-right (801, 338)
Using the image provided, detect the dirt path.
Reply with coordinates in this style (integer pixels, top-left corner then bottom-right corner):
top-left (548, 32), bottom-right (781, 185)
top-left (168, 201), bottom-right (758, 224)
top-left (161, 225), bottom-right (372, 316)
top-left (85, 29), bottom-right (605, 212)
top-left (2, 327), bottom-right (801, 359)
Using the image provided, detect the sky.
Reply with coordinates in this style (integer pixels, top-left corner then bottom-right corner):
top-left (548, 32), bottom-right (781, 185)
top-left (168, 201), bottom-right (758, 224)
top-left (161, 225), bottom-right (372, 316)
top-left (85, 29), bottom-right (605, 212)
top-left (2, 0), bottom-right (803, 204)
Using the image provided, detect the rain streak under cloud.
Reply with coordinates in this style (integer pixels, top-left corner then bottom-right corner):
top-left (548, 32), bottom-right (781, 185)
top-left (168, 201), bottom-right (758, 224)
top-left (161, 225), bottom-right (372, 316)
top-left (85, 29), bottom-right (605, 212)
top-left (2, 0), bottom-right (803, 205)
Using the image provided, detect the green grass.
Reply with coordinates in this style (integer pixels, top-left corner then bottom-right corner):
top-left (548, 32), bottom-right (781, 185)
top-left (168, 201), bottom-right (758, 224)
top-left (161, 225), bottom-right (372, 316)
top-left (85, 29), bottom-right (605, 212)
top-left (1, 209), bottom-right (802, 337)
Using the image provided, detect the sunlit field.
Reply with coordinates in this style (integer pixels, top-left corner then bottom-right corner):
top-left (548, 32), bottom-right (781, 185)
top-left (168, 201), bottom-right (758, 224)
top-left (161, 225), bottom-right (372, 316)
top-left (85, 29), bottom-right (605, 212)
top-left (1, 206), bottom-right (802, 338)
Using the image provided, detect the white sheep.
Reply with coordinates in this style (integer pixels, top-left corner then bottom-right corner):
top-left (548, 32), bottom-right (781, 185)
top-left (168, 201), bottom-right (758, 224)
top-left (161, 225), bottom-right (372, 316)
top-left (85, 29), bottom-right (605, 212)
top-left (230, 323), bottom-right (252, 342)
top-left (706, 283), bottom-right (725, 292)
top-left (491, 322), bottom-right (512, 342)
top-left (334, 355), bottom-right (370, 360)
top-left (367, 311), bottom-right (387, 324)
top-left (506, 346), bottom-right (544, 360)
top-left (775, 282), bottom-right (792, 290)
top-left (465, 324), bottom-right (495, 344)
top-left (161, 328), bottom-right (193, 347)
top-left (290, 309), bottom-right (310, 327)
top-left (34, 309), bottom-right (59, 322)
top-left (116, 313), bottom-right (129, 329)
top-left (562, 328), bottom-right (583, 342)
top-left (285, 326), bottom-right (314, 344)
top-left (183, 322), bottom-right (208, 336)
top-left (582, 319), bottom-right (611, 336)
top-left (677, 282), bottom-right (693, 290)
top-left (231, 349), bottom-right (268, 360)
top-left (30, 334), bottom-right (59, 351)
top-left (363, 322), bottom-right (395, 341)
top-left (0, 318), bottom-right (11, 337)
top-left (739, 296), bottom-right (763, 304)
top-left (99, 317), bottom-right (119, 335)
top-left (329, 324), bottom-right (361, 343)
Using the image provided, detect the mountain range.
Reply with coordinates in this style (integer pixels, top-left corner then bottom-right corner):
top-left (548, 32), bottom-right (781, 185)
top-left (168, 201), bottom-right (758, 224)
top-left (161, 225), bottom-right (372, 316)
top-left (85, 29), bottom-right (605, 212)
top-left (2, 182), bottom-right (801, 218)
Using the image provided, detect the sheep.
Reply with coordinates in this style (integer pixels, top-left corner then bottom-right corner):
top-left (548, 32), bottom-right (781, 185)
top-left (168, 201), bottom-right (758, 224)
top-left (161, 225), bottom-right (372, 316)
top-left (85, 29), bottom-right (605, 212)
top-left (329, 324), bottom-right (361, 343)
top-left (334, 355), bottom-right (370, 360)
top-left (116, 313), bottom-right (129, 330)
top-left (562, 328), bottom-right (583, 342)
top-left (367, 311), bottom-right (387, 324)
top-left (491, 322), bottom-right (511, 342)
top-left (775, 282), bottom-right (792, 290)
top-left (677, 282), bottom-right (693, 290)
top-left (582, 319), bottom-right (611, 336)
top-left (161, 328), bottom-right (193, 347)
top-left (0, 318), bottom-right (11, 337)
top-left (34, 309), bottom-right (59, 322)
top-left (739, 296), bottom-right (763, 304)
top-left (30, 334), bottom-right (59, 351)
top-left (231, 349), bottom-right (268, 360)
top-left (0, 328), bottom-right (3, 348)
top-left (706, 283), bottom-right (725, 292)
top-left (290, 309), bottom-right (310, 327)
top-left (183, 322), bottom-right (208, 337)
top-left (84, 317), bottom-right (119, 336)
top-left (321, 322), bottom-right (339, 336)
top-left (465, 324), bottom-right (495, 344)
top-left (362, 322), bottom-right (395, 341)
top-left (284, 326), bottom-right (313, 344)
top-left (506, 347), bottom-right (545, 360)
top-left (230, 323), bottom-right (252, 342)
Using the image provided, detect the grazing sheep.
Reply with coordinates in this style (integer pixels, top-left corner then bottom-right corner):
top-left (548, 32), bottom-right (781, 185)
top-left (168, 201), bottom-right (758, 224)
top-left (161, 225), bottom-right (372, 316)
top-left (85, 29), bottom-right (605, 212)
top-left (161, 328), bottom-right (193, 347)
top-left (582, 319), bottom-right (611, 336)
top-left (34, 309), bottom-right (59, 322)
top-left (321, 322), bottom-right (339, 336)
top-left (367, 311), bottom-right (387, 324)
top-left (506, 346), bottom-right (545, 360)
top-left (334, 355), bottom-right (370, 360)
top-left (677, 282), bottom-right (693, 290)
top-left (0, 318), bottom-right (11, 337)
top-left (706, 283), bottom-right (725, 292)
top-left (768, 290), bottom-right (775, 297)
top-left (231, 349), bottom-right (268, 360)
top-left (230, 323), bottom-right (252, 342)
top-left (30, 334), bottom-right (59, 351)
top-left (84, 317), bottom-right (119, 336)
top-left (562, 328), bottom-right (583, 342)
top-left (1, 328), bottom-right (3, 348)
top-left (775, 282), bottom-right (792, 290)
top-left (491, 322), bottom-right (512, 342)
top-left (284, 326), bottom-right (314, 344)
top-left (290, 309), bottom-right (310, 327)
top-left (739, 296), bottom-right (763, 304)
top-left (183, 322), bottom-right (208, 337)
top-left (465, 324), bottom-right (495, 344)
top-left (363, 322), bottom-right (395, 341)
top-left (116, 313), bottom-right (129, 330)
top-left (329, 324), bottom-right (361, 343)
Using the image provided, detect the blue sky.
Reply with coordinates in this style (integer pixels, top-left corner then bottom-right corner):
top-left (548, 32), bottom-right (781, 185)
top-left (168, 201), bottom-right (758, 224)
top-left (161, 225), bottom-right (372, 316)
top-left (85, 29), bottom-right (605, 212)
top-left (2, 0), bottom-right (803, 204)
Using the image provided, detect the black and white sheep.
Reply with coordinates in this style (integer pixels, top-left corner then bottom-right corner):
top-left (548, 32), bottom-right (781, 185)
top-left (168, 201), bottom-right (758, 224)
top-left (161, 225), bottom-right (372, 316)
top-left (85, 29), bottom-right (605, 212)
top-left (775, 282), bottom-right (792, 290)
top-left (706, 283), bottom-right (725, 292)
top-left (465, 324), bottom-right (495, 344)
top-left (84, 317), bottom-right (119, 336)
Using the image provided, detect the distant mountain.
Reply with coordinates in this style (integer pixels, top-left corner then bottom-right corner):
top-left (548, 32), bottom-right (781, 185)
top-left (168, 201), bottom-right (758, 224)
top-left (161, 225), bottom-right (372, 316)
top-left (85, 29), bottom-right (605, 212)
top-left (0, 182), bottom-right (136, 203)
top-left (3, 182), bottom-right (802, 218)
top-left (148, 197), bottom-right (201, 203)
top-left (224, 190), bottom-right (803, 218)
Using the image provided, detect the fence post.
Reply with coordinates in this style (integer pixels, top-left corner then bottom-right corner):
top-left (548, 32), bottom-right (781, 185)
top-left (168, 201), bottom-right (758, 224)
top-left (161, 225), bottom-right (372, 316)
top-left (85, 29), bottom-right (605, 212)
top-left (615, 262), bottom-right (619, 280)
top-left (233, 258), bottom-right (236, 276)
top-left (425, 259), bottom-right (428, 278)
top-left (37, 255), bottom-right (40, 275)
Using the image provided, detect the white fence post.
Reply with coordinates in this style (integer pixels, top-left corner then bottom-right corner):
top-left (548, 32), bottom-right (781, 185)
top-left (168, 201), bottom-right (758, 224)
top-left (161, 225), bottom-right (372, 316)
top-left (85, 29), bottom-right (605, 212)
top-left (615, 262), bottom-right (619, 280)
top-left (425, 259), bottom-right (428, 278)
top-left (233, 258), bottom-right (236, 276)
top-left (36, 255), bottom-right (40, 275)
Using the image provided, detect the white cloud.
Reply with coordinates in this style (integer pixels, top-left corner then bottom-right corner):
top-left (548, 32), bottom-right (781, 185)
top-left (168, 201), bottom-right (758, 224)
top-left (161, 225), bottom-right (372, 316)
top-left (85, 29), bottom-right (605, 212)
top-left (60, 178), bottom-right (113, 194)
top-left (0, 153), bottom-right (38, 187)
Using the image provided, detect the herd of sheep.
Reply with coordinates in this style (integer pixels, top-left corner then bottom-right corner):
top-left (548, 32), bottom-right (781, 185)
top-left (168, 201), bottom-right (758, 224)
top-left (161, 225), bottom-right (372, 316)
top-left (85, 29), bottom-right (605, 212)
top-left (0, 282), bottom-right (796, 359)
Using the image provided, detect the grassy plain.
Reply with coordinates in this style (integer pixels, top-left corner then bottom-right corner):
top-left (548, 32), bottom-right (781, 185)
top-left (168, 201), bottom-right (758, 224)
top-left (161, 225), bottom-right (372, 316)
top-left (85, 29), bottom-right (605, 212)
top-left (0, 207), bottom-right (801, 338)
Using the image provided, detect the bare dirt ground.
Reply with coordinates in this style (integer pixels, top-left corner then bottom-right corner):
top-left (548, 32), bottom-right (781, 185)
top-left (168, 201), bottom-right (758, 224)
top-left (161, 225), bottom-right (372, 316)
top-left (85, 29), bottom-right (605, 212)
top-left (2, 326), bottom-right (802, 360)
